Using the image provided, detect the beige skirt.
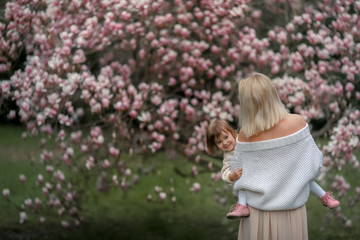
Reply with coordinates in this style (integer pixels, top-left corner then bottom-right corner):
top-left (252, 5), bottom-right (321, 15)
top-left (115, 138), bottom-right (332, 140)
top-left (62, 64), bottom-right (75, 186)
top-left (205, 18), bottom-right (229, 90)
top-left (238, 205), bottom-right (308, 240)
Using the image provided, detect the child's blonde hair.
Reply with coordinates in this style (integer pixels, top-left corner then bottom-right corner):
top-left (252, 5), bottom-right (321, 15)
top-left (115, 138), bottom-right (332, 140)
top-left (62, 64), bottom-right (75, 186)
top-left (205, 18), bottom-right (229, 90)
top-left (206, 119), bottom-right (237, 155)
top-left (238, 73), bottom-right (288, 139)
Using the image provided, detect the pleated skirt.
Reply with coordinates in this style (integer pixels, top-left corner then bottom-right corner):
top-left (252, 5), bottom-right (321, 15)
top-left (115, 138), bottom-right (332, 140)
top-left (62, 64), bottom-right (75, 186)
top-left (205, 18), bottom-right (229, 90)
top-left (238, 205), bottom-right (308, 240)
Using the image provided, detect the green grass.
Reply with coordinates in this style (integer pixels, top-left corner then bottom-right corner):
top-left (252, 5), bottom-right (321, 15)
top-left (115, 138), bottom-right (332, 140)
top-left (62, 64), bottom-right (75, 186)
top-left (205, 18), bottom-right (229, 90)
top-left (0, 123), bottom-right (359, 240)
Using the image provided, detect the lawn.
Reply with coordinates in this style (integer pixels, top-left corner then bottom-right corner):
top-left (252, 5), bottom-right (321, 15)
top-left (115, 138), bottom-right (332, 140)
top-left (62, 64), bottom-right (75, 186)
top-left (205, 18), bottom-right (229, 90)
top-left (0, 123), bottom-right (359, 240)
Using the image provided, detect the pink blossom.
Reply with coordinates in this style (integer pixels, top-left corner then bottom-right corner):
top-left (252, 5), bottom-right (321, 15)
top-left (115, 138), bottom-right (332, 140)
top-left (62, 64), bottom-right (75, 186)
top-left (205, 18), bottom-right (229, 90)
top-left (215, 78), bottom-right (223, 89)
top-left (46, 165), bottom-right (54, 173)
top-left (293, 16), bottom-right (303, 25)
top-left (192, 166), bottom-right (198, 176)
top-left (154, 15), bottom-right (166, 27)
top-left (19, 174), bottom-right (26, 183)
top-left (66, 147), bottom-right (74, 157)
top-left (3, 189), bottom-right (10, 199)
top-left (129, 110), bottom-right (137, 118)
top-left (119, 177), bottom-right (125, 191)
top-left (211, 45), bottom-right (221, 54)
top-left (101, 98), bottom-right (110, 108)
top-left (268, 30), bottom-right (276, 40)
top-left (286, 23), bottom-right (295, 32)
top-left (173, 133), bottom-right (180, 140)
top-left (112, 175), bottom-right (119, 186)
top-left (154, 186), bottom-right (162, 193)
top-left (345, 82), bottom-right (354, 92)
top-left (42, 187), bottom-right (49, 197)
top-left (61, 220), bottom-right (70, 229)
top-left (185, 105), bottom-right (195, 120)
top-left (139, 49), bottom-right (146, 59)
top-left (90, 127), bottom-right (101, 138)
top-left (53, 170), bottom-right (65, 182)
top-left (271, 63), bottom-right (279, 74)
top-left (168, 77), bottom-right (177, 86)
top-left (70, 207), bottom-right (78, 217)
top-left (329, 102), bottom-right (340, 114)
top-left (345, 220), bottom-right (352, 228)
top-left (147, 194), bottom-right (152, 202)
top-left (145, 32), bottom-right (155, 41)
top-left (65, 192), bottom-right (73, 202)
top-left (151, 95), bottom-right (162, 105)
top-left (222, 81), bottom-right (231, 91)
top-left (157, 134), bottom-right (165, 143)
top-left (37, 174), bottom-right (43, 184)
top-left (277, 31), bottom-right (287, 44)
top-left (190, 182), bottom-right (201, 193)
top-left (19, 212), bottom-right (27, 224)
top-left (109, 146), bottom-right (120, 158)
top-left (211, 172), bottom-right (221, 181)
top-left (81, 144), bottom-right (88, 153)
top-left (103, 160), bottom-right (110, 169)
top-left (121, 11), bottom-right (131, 21)
top-left (24, 198), bottom-right (32, 207)
top-left (20, 101), bottom-right (30, 112)
top-left (159, 192), bottom-right (167, 200)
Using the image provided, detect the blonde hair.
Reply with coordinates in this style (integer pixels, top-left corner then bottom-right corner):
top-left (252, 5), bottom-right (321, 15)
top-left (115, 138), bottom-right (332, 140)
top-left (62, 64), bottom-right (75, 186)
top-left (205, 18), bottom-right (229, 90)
top-left (206, 119), bottom-right (236, 155)
top-left (238, 73), bottom-right (288, 139)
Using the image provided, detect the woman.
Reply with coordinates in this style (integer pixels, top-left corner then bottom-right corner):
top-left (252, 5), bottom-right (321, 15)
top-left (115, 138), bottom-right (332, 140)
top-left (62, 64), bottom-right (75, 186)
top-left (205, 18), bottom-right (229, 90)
top-left (232, 73), bottom-right (325, 240)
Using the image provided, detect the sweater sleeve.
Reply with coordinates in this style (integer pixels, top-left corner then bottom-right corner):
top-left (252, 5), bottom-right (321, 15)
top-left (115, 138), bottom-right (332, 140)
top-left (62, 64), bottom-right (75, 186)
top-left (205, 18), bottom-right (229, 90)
top-left (221, 151), bottom-right (234, 184)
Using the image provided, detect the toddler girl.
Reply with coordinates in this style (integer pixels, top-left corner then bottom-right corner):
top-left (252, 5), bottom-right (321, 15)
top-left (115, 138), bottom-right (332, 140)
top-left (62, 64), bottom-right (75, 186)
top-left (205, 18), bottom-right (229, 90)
top-left (206, 119), bottom-right (250, 218)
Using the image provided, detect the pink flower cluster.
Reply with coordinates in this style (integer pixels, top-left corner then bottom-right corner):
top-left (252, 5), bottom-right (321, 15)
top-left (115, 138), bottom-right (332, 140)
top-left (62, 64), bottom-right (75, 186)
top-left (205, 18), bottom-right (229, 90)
top-left (323, 111), bottom-right (360, 170)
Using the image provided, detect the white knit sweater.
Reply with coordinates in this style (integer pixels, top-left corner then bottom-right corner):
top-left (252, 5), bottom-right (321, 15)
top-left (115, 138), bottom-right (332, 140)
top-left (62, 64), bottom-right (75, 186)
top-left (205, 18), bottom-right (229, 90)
top-left (231, 124), bottom-right (323, 211)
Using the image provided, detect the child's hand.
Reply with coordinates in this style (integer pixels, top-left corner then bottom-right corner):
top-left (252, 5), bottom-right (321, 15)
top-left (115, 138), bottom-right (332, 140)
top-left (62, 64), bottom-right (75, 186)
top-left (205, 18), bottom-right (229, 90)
top-left (228, 168), bottom-right (242, 182)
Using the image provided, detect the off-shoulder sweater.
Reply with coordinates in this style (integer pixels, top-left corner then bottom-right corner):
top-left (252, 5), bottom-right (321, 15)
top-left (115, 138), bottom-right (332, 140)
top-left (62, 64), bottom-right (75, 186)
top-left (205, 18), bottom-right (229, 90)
top-left (231, 124), bottom-right (323, 211)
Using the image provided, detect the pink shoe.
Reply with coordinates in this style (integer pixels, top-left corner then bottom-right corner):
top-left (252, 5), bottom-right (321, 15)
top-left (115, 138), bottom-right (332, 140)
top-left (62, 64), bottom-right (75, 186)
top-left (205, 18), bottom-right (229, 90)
top-left (321, 192), bottom-right (340, 208)
top-left (226, 204), bottom-right (250, 219)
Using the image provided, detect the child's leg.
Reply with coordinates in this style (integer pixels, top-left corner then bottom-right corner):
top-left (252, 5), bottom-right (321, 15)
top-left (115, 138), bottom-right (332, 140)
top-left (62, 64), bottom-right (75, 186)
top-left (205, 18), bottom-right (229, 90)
top-left (237, 190), bottom-right (247, 205)
top-left (310, 180), bottom-right (340, 208)
top-left (309, 180), bottom-right (326, 198)
top-left (226, 190), bottom-right (250, 219)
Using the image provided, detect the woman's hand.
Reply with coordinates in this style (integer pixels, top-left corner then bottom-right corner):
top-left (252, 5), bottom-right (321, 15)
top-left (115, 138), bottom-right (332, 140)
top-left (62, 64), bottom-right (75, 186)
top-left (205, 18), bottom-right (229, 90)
top-left (228, 168), bottom-right (243, 182)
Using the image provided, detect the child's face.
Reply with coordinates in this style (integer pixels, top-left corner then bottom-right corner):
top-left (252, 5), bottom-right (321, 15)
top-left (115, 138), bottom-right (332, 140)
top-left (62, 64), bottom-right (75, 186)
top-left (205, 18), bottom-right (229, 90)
top-left (215, 130), bottom-right (236, 152)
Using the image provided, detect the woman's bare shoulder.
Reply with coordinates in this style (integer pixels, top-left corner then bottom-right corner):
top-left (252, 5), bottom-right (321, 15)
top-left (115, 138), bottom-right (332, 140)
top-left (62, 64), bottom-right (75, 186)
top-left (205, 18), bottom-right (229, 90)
top-left (237, 114), bottom-right (307, 142)
top-left (280, 114), bottom-right (307, 132)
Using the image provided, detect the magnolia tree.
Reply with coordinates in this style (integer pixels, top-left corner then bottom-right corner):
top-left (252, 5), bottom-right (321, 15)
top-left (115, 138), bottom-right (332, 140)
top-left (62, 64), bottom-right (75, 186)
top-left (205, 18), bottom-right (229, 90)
top-left (0, 0), bottom-right (359, 228)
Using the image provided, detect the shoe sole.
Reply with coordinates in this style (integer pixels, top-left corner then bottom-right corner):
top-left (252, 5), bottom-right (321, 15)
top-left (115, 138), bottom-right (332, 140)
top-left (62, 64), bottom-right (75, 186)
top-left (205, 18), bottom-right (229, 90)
top-left (322, 203), bottom-right (340, 209)
top-left (226, 214), bottom-right (250, 219)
